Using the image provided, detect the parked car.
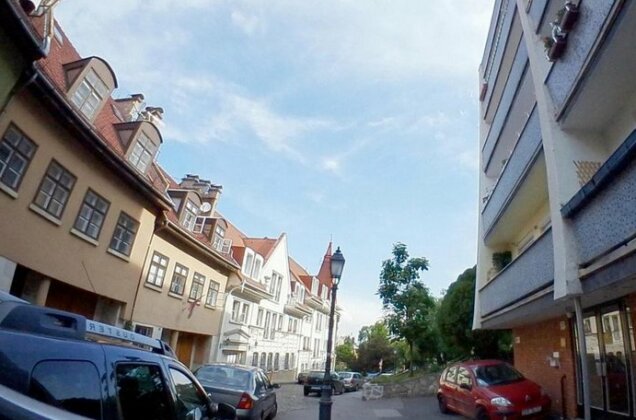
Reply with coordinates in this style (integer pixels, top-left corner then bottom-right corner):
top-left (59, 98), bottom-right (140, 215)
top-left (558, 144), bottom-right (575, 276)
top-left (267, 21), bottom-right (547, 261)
top-left (337, 372), bottom-right (363, 391)
top-left (437, 360), bottom-right (551, 420)
top-left (303, 371), bottom-right (345, 396)
top-left (0, 291), bottom-right (235, 420)
top-left (297, 371), bottom-right (310, 384)
top-left (195, 363), bottom-right (279, 420)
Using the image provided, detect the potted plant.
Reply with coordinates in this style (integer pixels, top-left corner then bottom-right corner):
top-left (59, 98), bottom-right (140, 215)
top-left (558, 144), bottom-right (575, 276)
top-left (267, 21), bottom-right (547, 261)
top-left (492, 251), bottom-right (512, 272)
top-left (558, 2), bottom-right (580, 32)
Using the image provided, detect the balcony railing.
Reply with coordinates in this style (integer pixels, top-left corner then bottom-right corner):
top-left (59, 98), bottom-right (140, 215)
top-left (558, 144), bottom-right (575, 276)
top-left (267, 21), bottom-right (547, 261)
top-left (546, 0), bottom-right (618, 117)
top-left (479, 228), bottom-right (554, 317)
top-left (565, 130), bottom-right (636, 266)
top-left (482, 106), bottom-right (542, 237)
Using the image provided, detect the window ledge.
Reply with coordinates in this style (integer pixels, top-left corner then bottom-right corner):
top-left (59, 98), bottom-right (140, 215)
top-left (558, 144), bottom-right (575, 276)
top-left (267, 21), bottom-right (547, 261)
top-left (144, 283), bottom-right (164, 293)
top-left (228, 320), bottom-right (247, 326)
top-left (107, 248), bottom-right (130, 262)
top-left (70, 228), bottom-right (99, 247)
top-left (187, 298), bottom-right (201, 305)
top-left (0, 183), bottom-right (18, 199)
top-left (29, 203), bottom-right (62, 226)
top-left (168, 291), bottom-right (184, 300)
top-left (204, 304), bottom-right (217, 311)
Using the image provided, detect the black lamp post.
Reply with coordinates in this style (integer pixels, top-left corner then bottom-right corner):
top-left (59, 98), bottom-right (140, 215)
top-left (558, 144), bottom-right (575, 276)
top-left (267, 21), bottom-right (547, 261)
top-left (319, 247), bottom-right (345, 420)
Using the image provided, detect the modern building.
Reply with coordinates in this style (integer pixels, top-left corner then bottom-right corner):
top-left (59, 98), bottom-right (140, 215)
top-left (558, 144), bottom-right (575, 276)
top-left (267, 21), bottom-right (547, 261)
top-left (475, 1), bottom-right (636, 419)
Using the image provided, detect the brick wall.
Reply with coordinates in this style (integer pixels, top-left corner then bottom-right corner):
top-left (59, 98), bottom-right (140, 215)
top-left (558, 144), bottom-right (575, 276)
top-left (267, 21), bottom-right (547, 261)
top-left (513, 316), bottom-right (578, 419)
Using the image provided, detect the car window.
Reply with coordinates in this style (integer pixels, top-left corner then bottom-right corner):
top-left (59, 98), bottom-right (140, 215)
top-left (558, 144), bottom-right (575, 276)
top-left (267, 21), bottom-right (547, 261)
top-left (259, 371), bottom-right (272, 388)
top-left (331, 373), bottom-right (339, 380)
top-left (474, 363), bottom-right (524, 386)
top-left (195, 365), bottom-right (251, 390)
top-left (340, 373), bottom-right (352, 379)
top-left (29, 360), bottom-right (102, 419)
top-left (116, 364), bottom-right (171, 420)
top-left (170, 368), bottom-right (209, 420)
top-left (444, 366), bottom-right (458, 383)
top-left (457, 367), bottom-right (472, 387)
top-left (255, 372), bottom-right (267, 393)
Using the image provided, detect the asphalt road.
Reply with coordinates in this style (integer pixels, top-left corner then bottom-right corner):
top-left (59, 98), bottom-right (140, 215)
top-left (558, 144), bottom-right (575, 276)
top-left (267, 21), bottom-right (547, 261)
top-left (275, 383), bottom-right (456, 420)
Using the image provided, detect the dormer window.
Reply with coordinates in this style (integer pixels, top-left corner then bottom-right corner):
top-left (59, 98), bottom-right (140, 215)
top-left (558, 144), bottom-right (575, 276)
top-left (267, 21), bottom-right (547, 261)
top-left (70, 69), bottom-right (109, 119)
top-left (243, 251), bottom-right (254, 277)
top-left (212, 224), bottom-right (226, 249)
top-left (183, 200), bottom-right (197, 231)
top-left (311, 278), bottom-right (319, 295)
top-left (128, 132), bottom-right (156, 173)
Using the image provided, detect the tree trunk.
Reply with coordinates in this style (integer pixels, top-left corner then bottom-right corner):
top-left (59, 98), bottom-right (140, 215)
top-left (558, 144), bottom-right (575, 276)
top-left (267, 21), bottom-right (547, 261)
top-left (408, 340), bottom-right (414, 376)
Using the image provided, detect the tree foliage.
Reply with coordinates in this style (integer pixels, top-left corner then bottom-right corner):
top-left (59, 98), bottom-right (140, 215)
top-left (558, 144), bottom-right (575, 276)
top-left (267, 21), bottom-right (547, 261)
top-left (378, 243), bottom-right (435, 374)
top-left (355, 321), bottom-right (396, 373)
top-left (437, 266), bottom-right (512, 361)
top-left (335, 336), bottom-right (357, 370)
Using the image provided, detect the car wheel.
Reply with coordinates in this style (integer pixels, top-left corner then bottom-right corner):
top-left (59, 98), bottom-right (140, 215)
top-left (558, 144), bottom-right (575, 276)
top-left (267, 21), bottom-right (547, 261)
top-left (476, 407), bottom-right (490, 420)
top-left (438, 395), bottom-right (449, 414)
top-left (303, 388), bottom-right (309, 396)
top-left (269, 402), bottom-right (277, 419)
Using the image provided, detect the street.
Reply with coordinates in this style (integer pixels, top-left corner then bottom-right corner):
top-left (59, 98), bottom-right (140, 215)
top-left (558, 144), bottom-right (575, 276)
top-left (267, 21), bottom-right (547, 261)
top-left (276, 384), bottom-right (452, 420)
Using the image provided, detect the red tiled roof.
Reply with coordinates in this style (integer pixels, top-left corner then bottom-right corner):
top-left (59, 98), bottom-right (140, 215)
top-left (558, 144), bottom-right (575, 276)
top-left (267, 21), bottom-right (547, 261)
top-left (316, 242), bottom-right (334, 288)
top-left (243, 236), bottom-right (279, 261)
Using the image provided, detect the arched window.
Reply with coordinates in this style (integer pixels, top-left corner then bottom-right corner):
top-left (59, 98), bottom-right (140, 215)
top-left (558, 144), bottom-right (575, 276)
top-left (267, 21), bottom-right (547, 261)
top-left (252, 352), bottom-right (258, 367)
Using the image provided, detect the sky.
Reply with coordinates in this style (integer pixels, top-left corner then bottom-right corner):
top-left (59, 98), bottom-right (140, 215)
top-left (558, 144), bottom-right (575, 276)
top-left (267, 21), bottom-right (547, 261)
top-left (54, 0), bottom-right (494, 338)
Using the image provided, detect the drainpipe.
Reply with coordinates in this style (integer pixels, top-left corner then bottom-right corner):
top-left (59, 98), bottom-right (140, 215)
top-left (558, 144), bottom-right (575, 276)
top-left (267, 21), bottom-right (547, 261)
top-left (574, 296), bottom-right (591, 420)
top-left (0, 64), bottom-right (38, 118)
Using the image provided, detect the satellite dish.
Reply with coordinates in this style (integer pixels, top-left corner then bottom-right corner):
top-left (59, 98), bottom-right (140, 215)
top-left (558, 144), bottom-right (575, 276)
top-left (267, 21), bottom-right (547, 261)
top-left (200, 203), bottom-right (212, 213)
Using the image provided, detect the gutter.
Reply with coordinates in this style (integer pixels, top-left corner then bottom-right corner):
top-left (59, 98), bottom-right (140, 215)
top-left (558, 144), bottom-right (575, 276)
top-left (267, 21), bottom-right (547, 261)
top-left (1, 0), bottom-right (46, 60)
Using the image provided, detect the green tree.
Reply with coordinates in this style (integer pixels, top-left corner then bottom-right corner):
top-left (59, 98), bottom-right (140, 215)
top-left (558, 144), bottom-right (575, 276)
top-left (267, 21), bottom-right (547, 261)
top-left (437, 266), bottom-right (512, 360)
top-left (335, 336), bottom-right (357, 370)
top-left (355, 321), bottom-right (396, 373)
top-left (378, 243), bottom-right (435, 375)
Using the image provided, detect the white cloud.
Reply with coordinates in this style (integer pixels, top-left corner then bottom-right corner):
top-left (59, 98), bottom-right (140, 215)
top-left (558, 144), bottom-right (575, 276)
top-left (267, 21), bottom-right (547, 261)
top-left (231, 10), bottom-right (259, 35)
top-left (322, 158), bottom-right (340, 174)
top-left (338, 294), bottom-right (384, 337)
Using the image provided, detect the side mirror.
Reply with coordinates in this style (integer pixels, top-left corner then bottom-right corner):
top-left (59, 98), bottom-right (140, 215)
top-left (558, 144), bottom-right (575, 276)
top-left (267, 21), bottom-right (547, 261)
top-left (459, 383), bottom-right (472, 391)
top-left (272, 383), bottom-right (281, 389)
top-left (214, 402), bottom-right (236, 419)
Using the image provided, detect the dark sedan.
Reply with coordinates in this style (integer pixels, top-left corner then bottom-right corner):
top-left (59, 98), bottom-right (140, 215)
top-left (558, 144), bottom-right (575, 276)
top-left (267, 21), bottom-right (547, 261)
top-left (303, 371), bottom-right (345, 396)
top-left (195, 363), bottom-right (279, 420)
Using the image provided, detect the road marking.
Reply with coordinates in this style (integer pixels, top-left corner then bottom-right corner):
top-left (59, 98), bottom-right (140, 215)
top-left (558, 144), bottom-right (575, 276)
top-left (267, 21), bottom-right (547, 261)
top-left (372, 408), bottom-right (402, 418)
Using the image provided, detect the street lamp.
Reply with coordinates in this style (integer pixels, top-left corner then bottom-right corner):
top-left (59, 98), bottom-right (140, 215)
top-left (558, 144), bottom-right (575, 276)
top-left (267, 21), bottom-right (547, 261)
top-left (319, 247), bottom-right (345, 420)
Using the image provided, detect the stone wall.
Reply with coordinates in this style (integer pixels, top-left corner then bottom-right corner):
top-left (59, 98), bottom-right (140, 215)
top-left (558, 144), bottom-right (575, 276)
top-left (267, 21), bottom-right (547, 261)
top-left (370, 373), bottom-right (440, 399)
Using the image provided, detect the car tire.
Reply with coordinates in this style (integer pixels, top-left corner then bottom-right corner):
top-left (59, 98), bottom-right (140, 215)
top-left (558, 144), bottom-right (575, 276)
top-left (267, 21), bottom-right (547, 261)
top-left (303, 388), bottom-right (309, 396)
top-left (438, 395), bottom-right (449, 414)
top-left (476, 407), bottom-right (490, 420)
top-left (269, 402), bottom-right (277, 419)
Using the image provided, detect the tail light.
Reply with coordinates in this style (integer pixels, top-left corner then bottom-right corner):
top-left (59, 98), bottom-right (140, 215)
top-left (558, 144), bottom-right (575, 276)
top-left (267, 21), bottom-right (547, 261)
top-left (237, 393), bottom-right (254, 410)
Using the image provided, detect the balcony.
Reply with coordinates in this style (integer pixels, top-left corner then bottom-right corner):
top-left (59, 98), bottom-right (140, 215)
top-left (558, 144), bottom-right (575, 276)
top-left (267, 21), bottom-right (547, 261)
top-left (482, 40), bottom-right (529, 174)
top-left (285, 294), bottom-right (313, 318)
top-left (564, 130), bottom-right (636, 268)
top-left (546, 0), bottom-right (622, 119)
top-left (482, 106), bottom-right (543, 240)
top-left (479, 228), bottom-right (554, 319)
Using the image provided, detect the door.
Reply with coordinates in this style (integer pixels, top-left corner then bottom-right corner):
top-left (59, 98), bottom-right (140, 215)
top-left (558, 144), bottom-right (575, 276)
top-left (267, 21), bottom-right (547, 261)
top-left (176, 333), bottom-right (195, 368)
top-left (255, 371), bottom-right (275, 417)
top-left (577, 304), bottom-right (632, 417)
top-left (455, 367), bottom-right (476, 417)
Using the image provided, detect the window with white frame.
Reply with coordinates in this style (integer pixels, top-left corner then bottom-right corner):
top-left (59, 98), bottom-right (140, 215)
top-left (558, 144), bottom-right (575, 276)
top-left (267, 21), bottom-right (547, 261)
top-left (256, 308), bottom-right (264, 326)
top-left (193, 217), bottom-right (206, 234)
top-left (243, 251), bottom-right (254, 277)
top-left (277, 314), bottom-right (283, 331)
top-left (311, 278), bottom-right (319, 295)
top-left (252, 352), bottom-right (258, 367)
top-left (268, 272), bottom-right (283, 301)
top-left (0, 125), bottom-right (36, 192)
top-left (182, 200), bottom-right (197, 231)
top-left (109, 212), bottom-right (138, 256)
top-left (259, 353), bottom-right (266, 370)
top-left (231, 300), bottom-right (250, 324)
top-left (271, 314), bottom-right (278, 339)
top-left (128, 132), bottom-right (156, 173)
top-left (70, 68), bottom-right (108, 119)
top-left (232, 301), bottom-right (240, 322)
top-left (146, 252), bottom-right (169, 288)
top-left (206, 281), bottom-right (219, 307)
top-left (169, 263), bottom-right (189, 295)
top-left (252, 257), bottom-right (262, 280)
top-left (263, 312), bottom-right (271, 339)
top-left (284, 353), bottom-right (289, 370)
top-left (296, 283), bottom-right (305, 303)
top-left (241, 303), bottom-right (250, 324)
top-left (291, 353), bottom-right (295, 369)
top-left (274, 353), bottom-right (279, 371)
top-left (212, 224), bottom-right (225, 251)
top-left (189, 272), bottom-right (205, 301)
top-left (73, 189), bottom-right (109, 240)
top-left (313, 339), bottom-right (320, 358)
top-left (321, 284), bottom-right (329, 301)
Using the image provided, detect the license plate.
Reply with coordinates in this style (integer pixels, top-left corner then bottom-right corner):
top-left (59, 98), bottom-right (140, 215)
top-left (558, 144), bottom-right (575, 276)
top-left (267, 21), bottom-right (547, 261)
top-left (521, 406), bottom-right (541, 416)
top-left (311, 386), bottom-right (321, 390)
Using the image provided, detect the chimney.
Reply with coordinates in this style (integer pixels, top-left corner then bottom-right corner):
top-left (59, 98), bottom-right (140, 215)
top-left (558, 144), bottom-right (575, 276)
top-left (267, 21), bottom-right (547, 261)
top-left (145, 106), bottom-right (164, 121)
top-left (113, 94), bottom-right (145, 122)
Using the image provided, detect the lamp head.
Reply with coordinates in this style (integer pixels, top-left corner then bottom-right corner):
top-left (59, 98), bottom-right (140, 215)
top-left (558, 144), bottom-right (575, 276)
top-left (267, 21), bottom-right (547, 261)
top-left (330, 247), bottom-right (345, 282)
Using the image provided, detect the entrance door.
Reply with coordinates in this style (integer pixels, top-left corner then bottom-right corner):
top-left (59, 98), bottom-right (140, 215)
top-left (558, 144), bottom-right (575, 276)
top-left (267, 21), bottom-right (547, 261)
top-left (578, 304), bottom-right (632, 418)
top-left (176, 333), bottom-right (194, 368)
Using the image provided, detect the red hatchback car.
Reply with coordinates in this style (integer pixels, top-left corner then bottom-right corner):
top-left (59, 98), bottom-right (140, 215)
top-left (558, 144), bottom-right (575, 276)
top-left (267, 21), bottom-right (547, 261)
top-left (437, 360), bottom-right (551, 420)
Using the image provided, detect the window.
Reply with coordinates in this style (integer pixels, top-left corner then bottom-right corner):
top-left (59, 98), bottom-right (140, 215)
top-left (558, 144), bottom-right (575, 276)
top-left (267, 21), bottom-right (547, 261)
top-left (231, 301), bottom-right (249, 323)
top-left (263, 312), bottom-right (271, 339)
top-left (275, 275), bottom-right (282, 302)
top-left (73, 190), bottom-right (109, 239)
top-left (260, 352), bottom-right (267, 370)
top-left (212, 224), bottom-right (225, 251)
top-left (33, 161), bottom-right (76, 219)
top-left (457, 367), bottom-right (472, 387)
top-left (267, 353), bottom-right (273, 371)
top-left (243, 252), bottom-right (254, 277)
top-left (206, 280), bottom-right (219, 306)
top-left (290, 353), bottom-right (295, 369)
top-left (256, 308), bottom-right (264, 326)
top-left (274, 353), bottom-right (280, 371)
top-left (71, 68), bottom-right (108, 119)
top-left (189, 272), bottom-right (205, 301)
top-left (128, 132), bottom-right (156, 173)
top-left (0, 125), bottom-right (36, 192)
top-left (311, 278), bottom-right (319, 295)
top-left (241, 303), bottom-right (250, 324)
top-left (444, 366), bottom-right (458, 383)
top-left (29, 360), bottom-right (101, 419)
top-left (146, 252), bottom-right (169, 288)
top-left (284, 353), bottom-right (290, 370)
top-left (313, 339), bottom-right (320, 358)
top-left (169, 264), bottom-right (189, 295)
top-left (183, 200), bottom-right (197, 231)
top-left (271, 314), bottom-right (278, 339)
top-left (277, 314), bottom-right (283, 331)
top-left (109, 212), bottom-right (139, 256)
top-left (252, 352), bottom-right (259, 367)
top-left (169, 368), bottom-right (209, 420)
top-left (232, 301), bottom-right (240, 322)
top-left (116, 363), bottom-right (170, 420)
top-left (252, 257), bottom-right (262, 280)
top-left (193, 217), bottom-right (206, 233)
top-left (134, 325), bottom-right (153, 337)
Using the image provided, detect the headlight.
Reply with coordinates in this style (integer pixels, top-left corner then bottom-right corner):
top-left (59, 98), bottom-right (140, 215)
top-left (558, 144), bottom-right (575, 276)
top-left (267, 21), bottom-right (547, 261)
top-left (491, 397), bottom-right (513, 407)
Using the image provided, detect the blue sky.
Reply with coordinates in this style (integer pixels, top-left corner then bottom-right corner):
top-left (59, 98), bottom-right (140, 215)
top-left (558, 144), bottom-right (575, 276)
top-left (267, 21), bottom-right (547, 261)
top-left (55, 0), bottom-right (493, 337)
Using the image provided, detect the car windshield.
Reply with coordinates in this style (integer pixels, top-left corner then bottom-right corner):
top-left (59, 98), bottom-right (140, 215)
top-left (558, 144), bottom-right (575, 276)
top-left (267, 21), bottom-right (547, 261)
top-left (195, 366), bottom-right (251, 390)
top-left (473, 363), bottom-right (524, 386)
top-left (309, 371), bottom-right (325, 378)
top-left (339, 373), bottom-right (352, 379)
